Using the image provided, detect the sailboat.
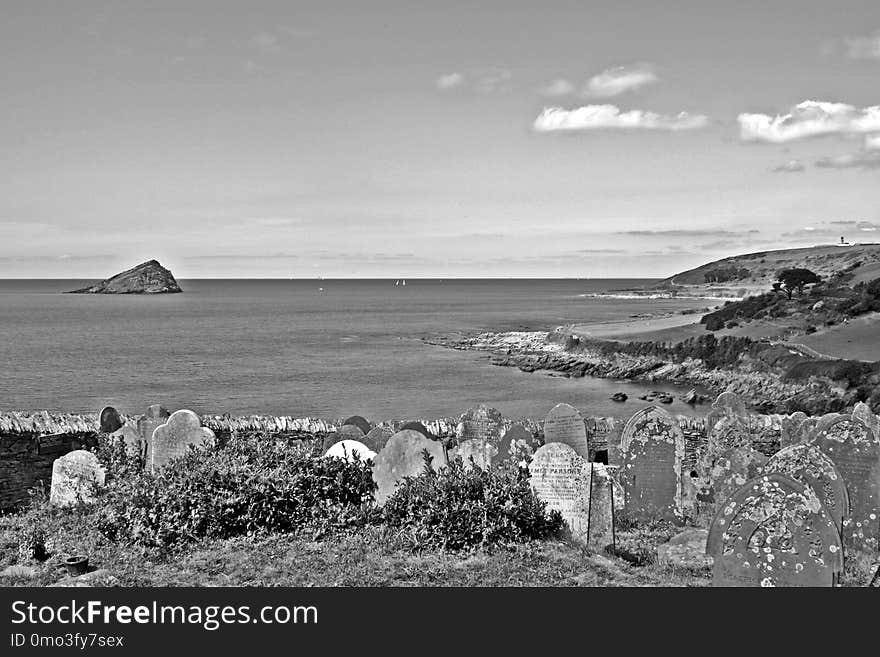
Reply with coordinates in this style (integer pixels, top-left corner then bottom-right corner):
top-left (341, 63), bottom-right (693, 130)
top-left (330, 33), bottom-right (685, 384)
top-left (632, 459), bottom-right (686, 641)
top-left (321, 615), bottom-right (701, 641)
top-left (395, 280), bottom-right (400, 286)
top-left (402, 279), bottom-right (406, 286)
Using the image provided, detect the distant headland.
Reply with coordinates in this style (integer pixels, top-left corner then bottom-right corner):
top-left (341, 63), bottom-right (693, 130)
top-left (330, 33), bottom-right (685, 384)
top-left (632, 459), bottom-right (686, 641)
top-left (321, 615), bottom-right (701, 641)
top-left (68, 259), bottom-right (182, 294)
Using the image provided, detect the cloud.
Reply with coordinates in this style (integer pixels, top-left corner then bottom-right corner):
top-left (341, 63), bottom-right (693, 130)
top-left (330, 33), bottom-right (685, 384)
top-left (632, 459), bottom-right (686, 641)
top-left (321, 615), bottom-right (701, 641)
top-left (541, 79), bottom-right (576, 97)
top-left (436, 72), bottom-right (465, 90)
top-left (814, 151), bottom-right (880, 170)
top-left (845, 31), bottom-right (880, 59)
top-left (772, 160), bottom-right (806, 173)
top-left (534, 105), bottom-right (708, 132)
top-left (738, 100), bottom-right (880, 143)
top-left (584, 65), bottom-right (658, 98)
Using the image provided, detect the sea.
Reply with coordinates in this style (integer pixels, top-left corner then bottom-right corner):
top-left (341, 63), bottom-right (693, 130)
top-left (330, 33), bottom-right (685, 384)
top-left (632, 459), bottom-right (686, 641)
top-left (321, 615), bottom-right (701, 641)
top-left (0, 279), bottom-right (714, 420)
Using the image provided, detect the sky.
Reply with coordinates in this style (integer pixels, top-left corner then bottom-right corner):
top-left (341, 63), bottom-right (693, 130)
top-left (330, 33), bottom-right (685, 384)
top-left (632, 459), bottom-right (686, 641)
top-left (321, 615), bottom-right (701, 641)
top-left (2, 0), bottom-right (880, 278)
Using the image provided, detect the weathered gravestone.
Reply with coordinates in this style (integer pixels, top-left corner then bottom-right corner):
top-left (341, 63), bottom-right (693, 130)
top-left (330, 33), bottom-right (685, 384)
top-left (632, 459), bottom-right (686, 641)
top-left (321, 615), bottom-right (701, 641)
top-left (693, 446), bottom-right (767, 527)
top-left (99, 406), bottom-right (123, 434)
top-left (109, 424), bottom-right (143, 459)
top-left (136, 405), bottom-right (170, 458)
top-left (619, 406), bottom-right (685, 522)
top-left (542, 403), bottom-right (589, 459)
top-left (322, 424), bottom-right (367, 452)
top-left (779, 411), bottom-right (809, 449)
top-left (372, 429), bottom-right (448, 504)
top-left (705, 391), bottom-right (748, 436)
top-left (492, 424), bottom-right (542, 468)
top-left (363, 425), bottom-right (394, 453)
top-left (528, 443), bottom-right (615, 551)
top-left (400, 421), bottom-right (434, 440)
top-left (456, 405), bottom-right (503, 444)
top-left (341, 415), bottom-right (372, 436)
top-left (323, 439), bottom-right (376, 463)
top-left (150, 410), bottom-right (216, 471)
top-left (808, 415), bottom-right (880, 579)
top-left (852, 402), bottom-right (880, 439)
top-left (451, 438), bottom-right (498, 470)
top-left (49, 450), bottom-right (106, 507)
top-left (706, 474), bottom-right (842, 587)
top-left (762, 442), bottom-right (849, 534)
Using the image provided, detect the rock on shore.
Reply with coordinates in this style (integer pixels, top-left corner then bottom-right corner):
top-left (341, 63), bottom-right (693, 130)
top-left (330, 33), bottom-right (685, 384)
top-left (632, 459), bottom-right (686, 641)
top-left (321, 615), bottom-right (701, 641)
top-left (69, 260), bottom-right (182, 294)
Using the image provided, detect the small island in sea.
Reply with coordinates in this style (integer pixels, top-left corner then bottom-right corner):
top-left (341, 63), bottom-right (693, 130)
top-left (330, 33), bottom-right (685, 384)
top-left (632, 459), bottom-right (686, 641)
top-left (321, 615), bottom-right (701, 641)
top-left (68, 259), bottom-right (182, 295)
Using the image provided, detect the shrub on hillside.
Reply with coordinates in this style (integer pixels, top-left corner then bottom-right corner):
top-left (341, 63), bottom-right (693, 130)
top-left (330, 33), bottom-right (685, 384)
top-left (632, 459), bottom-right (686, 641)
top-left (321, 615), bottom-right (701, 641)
top-left (782, 359), bottom-right (872, 387)
top-left (96, 437), bottom-right (377, 550)
top-left (381, 454), bottom-right (564, 551)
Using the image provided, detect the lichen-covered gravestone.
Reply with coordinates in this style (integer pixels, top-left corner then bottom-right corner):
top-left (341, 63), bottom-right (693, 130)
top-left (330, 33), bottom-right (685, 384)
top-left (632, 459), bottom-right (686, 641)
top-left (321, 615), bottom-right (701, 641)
top-left (528, 443), bottom-right (615, 551)
top-left (762, 442), bottom-right (849, 534)
top-left (619, 406), bottom-right (685, 522)
top-left (808, 415), bottom-right (880, 580)
top-left (150, 410), bottom-right (216, 471)
top-left (49, 450), bottom-right (106, 507)
top-left (492, 424), bottom-right (542, 468)
top-left (705, 391), bottom-right (748, 435)
top-left (694, 446), bottom-right (767, 527)
top-left (322, 424), bottom-right (367, 452)
top-left (542, 403), bottom-right (589, 459)
top-left (852, 402), bottom-right (880, 439)
top-left (706, 474), bottom-right (842, 587)
top-left (372, 429), bottom-right (448, 504)
top-left (455, 404), bottom-right (503, 445)
top-left (451, 438), bottom-right (498, 470)
top-left (779, 411), bottom-right (808, 449)
top-left (99, 406), bottom-right (123, 434)
top-left (323, 439), bottom-right (376, 463)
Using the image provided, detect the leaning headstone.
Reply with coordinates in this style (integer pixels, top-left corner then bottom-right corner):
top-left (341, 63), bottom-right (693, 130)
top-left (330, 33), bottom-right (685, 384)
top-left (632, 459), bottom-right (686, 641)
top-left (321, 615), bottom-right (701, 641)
top-left (324, 439), bottom-right (376, 463)
top-left (694, 446), bottom-right (767, 527)
top-left (528, 443), bottom-right (615, 551)
top-left (852, 402), bottom-right (880, 439)
top-left (492, 425), bottom-right (542, 468)
top-left (49, 450), bottom-right (106, 507)
top-left (619, 406), bottom-right (685, 522)
top-left (99, 406), bottom-right (123, 434)
top-left (322, 424), bottom-right (367, 452)
top-left (762, 442), bottom-right (849, 534)
top-left (341, 415), bottom-right (372, 436)
top-left (809, 415), bottom-right (880, 581)
top-left (372, 430), bottom-right (448, 504)
top-left (706, 474), bottom-right (842, 587)
top-left (451, 438), bottom-right (498, 470)
top-left (136, 405), bottom-right (170, 453)
top-left (150, 409), bottom-right (216, 471)
top-left (542, 403), bottom-right (589, 459)
top-left (363, 425), bottom-right (394, 452)
top-left (455, 405), bottom-right (503, 444)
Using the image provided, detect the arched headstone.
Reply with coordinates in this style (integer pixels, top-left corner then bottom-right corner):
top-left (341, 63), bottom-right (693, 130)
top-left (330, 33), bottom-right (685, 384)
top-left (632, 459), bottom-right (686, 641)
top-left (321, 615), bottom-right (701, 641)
top-left (341, 415), bottom-right (372, 436)
top-left (50, 450), bottom-right (106, 507)
top-left (99, 406), bottom-right (123, 434)
top-left (543, 403), bottom-right (589, 459)
top-left (492, 424), bottom-right (542, 468)
top-left (150, 410), bottom-right (216, 471)
top-left (372, 430), bottom-right (447, 504)
top-left (363, 425), bottom-right (395, 452)
top-left (619, 406), bottom-right (685, 522)
top-left (763, 442), bottom-right (849, 533)
top-left (707, 474), bottom-right (842, 587)
top-left (455, 405), bottom-right (503, 444)
top-left (323, 439), bottom-right (376, 463)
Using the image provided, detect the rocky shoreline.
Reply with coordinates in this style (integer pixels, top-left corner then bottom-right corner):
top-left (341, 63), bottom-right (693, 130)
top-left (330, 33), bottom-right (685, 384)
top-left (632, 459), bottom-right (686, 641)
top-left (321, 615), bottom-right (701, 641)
top-left (424, 329), bottom-right (827, 414)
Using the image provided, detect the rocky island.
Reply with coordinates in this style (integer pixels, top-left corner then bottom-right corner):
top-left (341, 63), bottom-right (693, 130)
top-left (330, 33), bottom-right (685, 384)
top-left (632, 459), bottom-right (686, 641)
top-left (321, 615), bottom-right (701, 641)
top-left (68, 259), bottom-right (182, 294)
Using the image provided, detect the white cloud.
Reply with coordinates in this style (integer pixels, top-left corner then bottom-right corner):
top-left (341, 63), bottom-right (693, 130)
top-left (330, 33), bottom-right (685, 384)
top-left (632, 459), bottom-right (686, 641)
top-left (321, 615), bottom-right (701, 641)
top-left (541, 79), bottom-right (575, 97)
top-left (845, 31), bottom-right (880, 59)
top-left (772, 160), bottom-right (805, 173)
top-left (738, 100), bottom-right (880, 143)
top-left (436, 72), bottom-right (465, 90)
top-left (584, 65), bottom-right (658, 98)
top-left (533, 105), bottom-right (709, 132)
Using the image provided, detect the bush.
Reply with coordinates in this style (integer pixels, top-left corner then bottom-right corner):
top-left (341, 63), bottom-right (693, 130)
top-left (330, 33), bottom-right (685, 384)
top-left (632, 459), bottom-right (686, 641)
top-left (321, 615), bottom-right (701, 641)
top-left (381, 454), bottom-right (563, 551)
top-left (96, 437), bottom-right (377, 550)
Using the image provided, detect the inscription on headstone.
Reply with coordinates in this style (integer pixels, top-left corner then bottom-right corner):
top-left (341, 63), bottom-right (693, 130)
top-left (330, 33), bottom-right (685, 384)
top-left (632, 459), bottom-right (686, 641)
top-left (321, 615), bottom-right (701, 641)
top-left (49, 450), bottom-right (106, 507)
top-left (150, 410), bottom-right (216, 471)
top-left (543, 403), bottom-right (589, 459)
top-left (706, 474), bottom-right (842, 587)
top-left (456, 405), bottom-right (503, 444)
top-left (372, 430), bottom-right (448, 504)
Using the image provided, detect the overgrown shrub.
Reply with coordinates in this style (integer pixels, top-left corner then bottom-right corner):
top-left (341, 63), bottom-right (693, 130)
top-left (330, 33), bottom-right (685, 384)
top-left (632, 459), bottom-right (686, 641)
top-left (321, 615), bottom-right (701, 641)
top-left (381, 454), bottom-right (563, 552)
top-left (96, 437), bottom-right (377, 550)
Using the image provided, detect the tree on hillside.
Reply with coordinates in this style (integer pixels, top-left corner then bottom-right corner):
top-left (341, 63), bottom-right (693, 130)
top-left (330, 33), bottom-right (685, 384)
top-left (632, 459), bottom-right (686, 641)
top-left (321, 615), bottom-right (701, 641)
top-left (775, 268), bottom-right (820, 299)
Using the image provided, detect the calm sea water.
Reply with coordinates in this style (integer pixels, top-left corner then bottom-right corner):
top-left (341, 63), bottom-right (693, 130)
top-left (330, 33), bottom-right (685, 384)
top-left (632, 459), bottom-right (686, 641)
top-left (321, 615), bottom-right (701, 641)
top-left (0, 279), bottom-right (712, 420)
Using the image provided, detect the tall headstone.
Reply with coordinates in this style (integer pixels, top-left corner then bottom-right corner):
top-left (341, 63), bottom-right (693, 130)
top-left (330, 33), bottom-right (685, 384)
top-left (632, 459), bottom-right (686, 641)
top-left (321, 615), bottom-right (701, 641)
top-left (543, 403), bottom-right (589, 459)
top-left (323, 439), bottom-right (376, 463)
top-left (706, 474), bottom-right (842, 587)
top-left (372, 429), bottom-right (448, 504)
top-left (341, 415), bottom-right (372, 436)
top-left (99, 406), bottom-right (123, 434)
top-left (49, 450), bottom-right (106, 507)
top-left (150, 409), bottom-right (216, 471)
top-left (492, 424), bottom-right (542, 468)
top-left (763, 442), bottom-right (849, 534)
top-left (136, 405), bottom-right (170, 461)
top-left (455, 405), bottom-right (503, 444)
top-left (451, 438), bottom-right (498, 470)
top-left (809, 415), bottom-right (880, 580)
top-left (528, 443), bottom-right (615, 551)
top-left (619, 406), bottom-right (685, 522)
top-left (322, 424), bottom-right (367, 452)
